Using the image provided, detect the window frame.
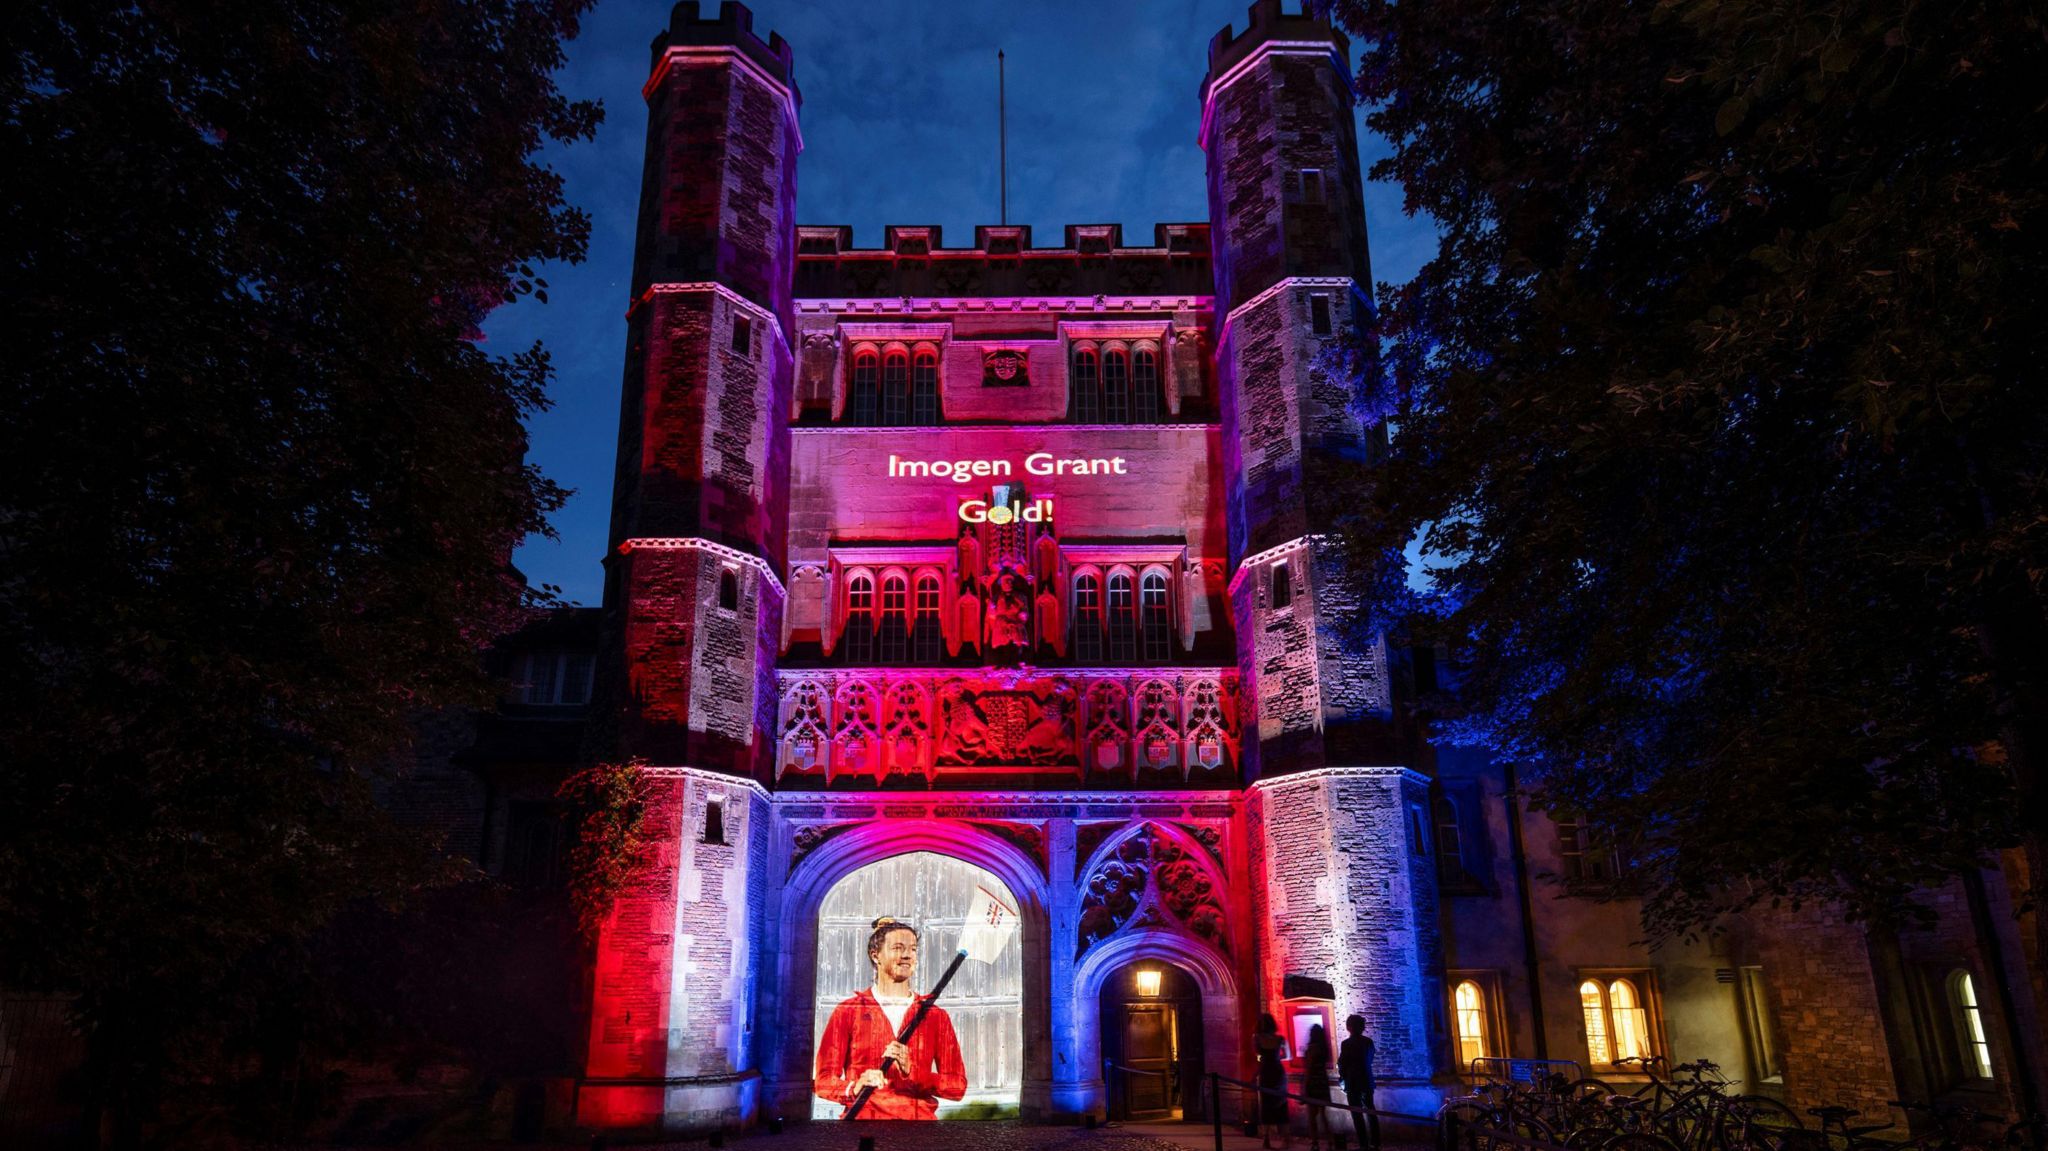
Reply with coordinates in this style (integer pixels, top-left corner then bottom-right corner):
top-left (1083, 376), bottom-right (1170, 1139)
top-left (841, 569), bottom-right (876, 663)
top-left (1576, 970), bottom-right (1664, 1073)
top-left (1071, 343), bottom-right (1101, 423)
top-left (1737, 966), bottom-right (1785, 1085)
top-left (518, 650), bottom-right (594, 707)
top-left (876, 570), bottom-right (910, 665)
top-left (911, 570), bottom-right (944, 665)
top-left (1102, 344), bottom-right (1131, 424)
top-left (849, 347), bottom-right (880, 426)
top-left (1310, 293), bottom-right (1333, 336)
top-left (1072, 568), bottom-right (1105, 663)
top-left (1270, 559), bottom-right (1293, 611)
top-left (880, 347), bottom-right (911, 426)
top-left (1133, 343), bottom-right (1161, 424)
top-left (911, 344), bottom-right (940, 426)
top-left (1105, 568), bottom-right (1137, 663)
top-left (1556, 812), bottom-right (1632, 891)
top-left (1947, 969), bottom-right (1996, 1083)
top-left (1447, 974), bottom-right (1504, 1073)
top-left (1139, 566), bottom-right (1173, 663)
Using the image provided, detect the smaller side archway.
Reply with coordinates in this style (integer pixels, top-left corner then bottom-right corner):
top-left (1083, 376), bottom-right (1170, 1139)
top-left (1067, 930), bottom-right (1240, 1122)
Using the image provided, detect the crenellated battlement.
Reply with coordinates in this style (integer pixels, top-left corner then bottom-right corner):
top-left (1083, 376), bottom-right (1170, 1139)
top-left (793, 222), bottom-right (1210, 260)
top-left (791, 223), bottom-right (1213, 300)
top-left (1200, 0), bottom-right (1347, 101)
top-left (649, 0), bottom-right (795, 89)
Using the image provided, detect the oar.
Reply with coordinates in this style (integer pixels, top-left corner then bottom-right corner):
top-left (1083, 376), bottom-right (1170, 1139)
top-left (841, 949), bottom-right (970, 1120)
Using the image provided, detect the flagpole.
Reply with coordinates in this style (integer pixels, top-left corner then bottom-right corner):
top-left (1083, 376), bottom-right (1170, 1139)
top-left (841, 949), bottom-right (971, 1121)
top-left (998, 49), bottom-right (1007, 226)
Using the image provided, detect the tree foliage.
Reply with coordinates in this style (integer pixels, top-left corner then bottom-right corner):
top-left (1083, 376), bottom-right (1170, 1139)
top-left (1319, 0), bottom-right (2047, 935)
top-left (558, 760), bottom-right (655, 940)
top-left (0, 0), bottom-right (597, 1133)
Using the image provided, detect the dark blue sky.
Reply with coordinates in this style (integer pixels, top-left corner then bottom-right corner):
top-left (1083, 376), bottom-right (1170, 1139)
top-left (485, 0), bottom-right (1439, 606)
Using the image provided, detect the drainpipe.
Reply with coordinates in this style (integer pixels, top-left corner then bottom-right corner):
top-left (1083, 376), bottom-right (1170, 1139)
top-left (1503, 762), bottom-right (1547, 1058)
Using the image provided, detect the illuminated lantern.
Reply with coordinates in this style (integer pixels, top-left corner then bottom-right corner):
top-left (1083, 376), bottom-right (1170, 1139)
top-left (1135, 968), bottom-right (1163, 997)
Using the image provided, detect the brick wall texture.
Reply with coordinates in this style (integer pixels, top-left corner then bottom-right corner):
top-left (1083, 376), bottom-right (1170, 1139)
top-left (1251, 771), bottom-right (1445, 1081)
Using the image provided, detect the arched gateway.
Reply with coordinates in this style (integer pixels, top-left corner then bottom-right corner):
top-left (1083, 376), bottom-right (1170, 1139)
top-left (808, 852), bottom-right (1024, 1117)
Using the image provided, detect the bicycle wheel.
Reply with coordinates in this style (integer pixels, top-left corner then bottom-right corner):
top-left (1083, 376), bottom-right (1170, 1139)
top-left (1604, 1133), bottom-right (1688, 1151)
top-left (1716, 1097), bottom-right (1804, 1151)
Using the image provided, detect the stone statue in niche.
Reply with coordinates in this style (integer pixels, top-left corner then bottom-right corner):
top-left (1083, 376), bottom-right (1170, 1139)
top-left (983, 567), bottom-right (1031, 663)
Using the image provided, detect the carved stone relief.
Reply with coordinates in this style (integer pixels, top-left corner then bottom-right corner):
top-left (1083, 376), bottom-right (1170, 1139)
top-left (1075, 822), bottom-right (1230, 958)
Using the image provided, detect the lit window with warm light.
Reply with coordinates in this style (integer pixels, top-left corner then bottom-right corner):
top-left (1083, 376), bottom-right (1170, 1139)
top-left (1950, 970), bottom-right (1994, 1080)
top-left (1135, 968), bottom-right (1162, 997)
top-left (1452, 980), bottom-right (1490, 1067)
top-left (1580, 973), bottom-right (1658, 1069)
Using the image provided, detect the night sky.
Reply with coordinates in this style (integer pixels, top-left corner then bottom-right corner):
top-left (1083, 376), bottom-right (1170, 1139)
top-left (486, 0), bottom-right (1440, 606)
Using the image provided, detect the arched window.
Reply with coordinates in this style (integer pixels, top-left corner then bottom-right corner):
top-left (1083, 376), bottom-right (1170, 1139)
top-left (1072, 572), bottom-right (1103, 663)
top-left (1453, 981), bottom-right (1490, 1067)
top-left (1140, 570), bottom-right (1171, 663)
top-left (849, 349), bottom-right (879, 426)
top-left (717, 569), bottom-right (739, 611)
top-left (911, 573), bottom-right (944, 664)
top-left (911, 348), bottom-right (940, 426)
top-left (1106, 571), bottom-right (1136, 662)
top-left (1134, 346), bottom-right (1160, 423)
top-left (881, 349), bottom-right (910, 426)
top-left (1271, 560), bottom-right (1293, 609)
top-left (877, 573), bottom-right (909, 664)
top-left (1103, 346), bottom-right (1131, 424)
top-left (1071, 346), bottom-right (1101, 423)
top-left (1609, 979), bottom-right (1650, 1063)
top-left (1433, 786), bottom-right (1466, 876)
top-left (1434, 790), bottom-right (1465, 884)
top-left (1950, 970), bottom-right (1994, 1080)
top-left (842, 572), bottom-right (875, 663)
top-left (1580, 977), bottom-right (1654, 1069)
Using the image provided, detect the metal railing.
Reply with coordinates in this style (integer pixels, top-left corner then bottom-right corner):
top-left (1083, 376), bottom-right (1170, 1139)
top-left (1204, 1070), bottom-right (1437, 1151)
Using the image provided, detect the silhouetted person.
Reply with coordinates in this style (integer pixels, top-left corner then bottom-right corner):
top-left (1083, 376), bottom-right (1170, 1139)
top-left (1255, 1012), bottom-right (1290, 1149)
top-left (1338, 1014), bottom-right (1378, 1150)
top-left (1304, 1023), bottom-right (1333, 1150)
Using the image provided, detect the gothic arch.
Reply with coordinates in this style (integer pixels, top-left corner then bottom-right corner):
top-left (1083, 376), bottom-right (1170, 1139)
top-left (1077, 821), bottom-right (1230, 956)
top-left (762, 820), bottom-right (1054, 1121)
top-left (1068, 930), bottom-right (1242, 1121)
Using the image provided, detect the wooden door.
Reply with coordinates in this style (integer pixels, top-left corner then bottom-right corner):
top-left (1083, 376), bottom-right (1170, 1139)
top-left (1121, 1003), bottom-right (1178, 1118)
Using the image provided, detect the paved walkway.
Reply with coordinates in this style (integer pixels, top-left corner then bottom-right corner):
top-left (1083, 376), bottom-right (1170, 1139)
top-left (549, 1118), bottom-right (1427, 1151)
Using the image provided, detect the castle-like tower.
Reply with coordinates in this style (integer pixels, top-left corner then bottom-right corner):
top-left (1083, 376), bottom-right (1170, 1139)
top-left (581, 0), bottom-right (1447, 1130)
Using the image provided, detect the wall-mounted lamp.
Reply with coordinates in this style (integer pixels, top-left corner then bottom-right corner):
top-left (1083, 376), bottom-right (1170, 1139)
top-left (1136, 968), bottom-right (1163, 997)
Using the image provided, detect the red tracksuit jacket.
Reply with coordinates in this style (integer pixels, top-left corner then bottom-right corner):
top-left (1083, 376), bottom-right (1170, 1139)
top-left (813, 990), bottom-right (968, 1119)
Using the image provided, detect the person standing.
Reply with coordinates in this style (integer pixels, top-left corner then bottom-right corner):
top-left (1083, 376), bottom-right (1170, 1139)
top-left (1337, 1014), bottom-right (1378, 1150)
top-left (812, 918), bottom-right (967, 1119)
top-left (1303, 1023), bottom-right (1333, 1151)
top-left (1255, 1013), bottom-right (1291, 1149)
